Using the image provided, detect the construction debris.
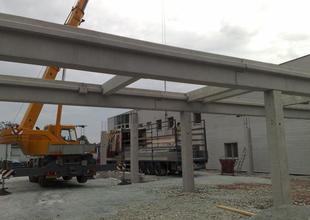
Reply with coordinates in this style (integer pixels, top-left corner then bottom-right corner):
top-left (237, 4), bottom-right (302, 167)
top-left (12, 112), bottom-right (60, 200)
top-left (216, 204), bottom-right (256, 217)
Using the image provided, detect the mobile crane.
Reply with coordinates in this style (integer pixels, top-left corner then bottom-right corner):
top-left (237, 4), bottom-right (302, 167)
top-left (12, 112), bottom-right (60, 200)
top-left (0, 0), bottom-right (108, 187)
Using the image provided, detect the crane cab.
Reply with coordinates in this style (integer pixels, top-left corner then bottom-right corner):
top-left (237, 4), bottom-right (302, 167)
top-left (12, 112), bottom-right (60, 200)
top-left (43, 124), bottom-right (79, 144)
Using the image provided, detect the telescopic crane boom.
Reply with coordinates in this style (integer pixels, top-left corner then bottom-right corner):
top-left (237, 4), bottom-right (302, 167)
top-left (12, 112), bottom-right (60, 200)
top-left (20, 0), bottom-right (89, 130)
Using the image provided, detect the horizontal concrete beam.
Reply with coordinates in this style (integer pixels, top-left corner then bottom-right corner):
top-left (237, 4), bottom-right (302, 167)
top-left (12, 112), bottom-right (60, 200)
top-left (117, 87), bottom-right (186, 100)
top-left (187, 86), bottom-right (249, 102)
top-left (187, 86), bottom-right (228, 102)
top-left (186, 54), bottom-right (310, 103)
top-left (102, 76), bottom-right (138, 95)
top-left (2, 14), bottom-right (310, 96)
top-left (282, 95), bottom-right (310, 106)
top-left (1, 75), bottom-right (310, 119)
top-left (202, 89), bottom-right (249, 103)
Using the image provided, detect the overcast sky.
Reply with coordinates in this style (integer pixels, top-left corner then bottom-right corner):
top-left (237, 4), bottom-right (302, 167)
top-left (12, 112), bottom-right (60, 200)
top-left (1, 0), bottom-right (310, 142)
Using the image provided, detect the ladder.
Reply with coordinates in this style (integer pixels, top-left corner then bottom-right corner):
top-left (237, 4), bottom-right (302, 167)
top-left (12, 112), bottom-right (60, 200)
top-left (236, 147), bottom-right (246, 172)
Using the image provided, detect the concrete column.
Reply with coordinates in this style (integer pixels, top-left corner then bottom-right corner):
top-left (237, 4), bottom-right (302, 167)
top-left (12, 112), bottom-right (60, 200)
top-left (264, 90), bottom-right (291, 207)
top-left (244, 118), bottom-right (254, 175)
top-left (100, 131), bottom-right (108, 165)
top-left (180, 111), bottom-right (194, 192)
top-left (130, 111), bottom-right (139, 183)
top-left (246, 127), bottom-right (254, 175)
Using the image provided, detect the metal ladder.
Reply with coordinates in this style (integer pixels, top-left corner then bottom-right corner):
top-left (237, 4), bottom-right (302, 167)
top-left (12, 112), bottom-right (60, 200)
top-left (236, 147), bottom-right (247, 172)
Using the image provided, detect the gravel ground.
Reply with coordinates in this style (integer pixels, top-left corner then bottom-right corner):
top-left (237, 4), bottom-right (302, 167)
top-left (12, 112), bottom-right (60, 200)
top-left (0, 171), bottom-right (309, 220)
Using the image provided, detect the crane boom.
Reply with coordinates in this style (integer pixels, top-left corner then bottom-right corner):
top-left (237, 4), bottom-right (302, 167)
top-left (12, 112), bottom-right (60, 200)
top-left (19, 0), bottom-right (89, 130)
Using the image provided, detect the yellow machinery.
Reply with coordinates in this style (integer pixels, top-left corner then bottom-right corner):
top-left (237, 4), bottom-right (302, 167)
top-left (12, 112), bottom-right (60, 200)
top-left (0, 0), bottom-right (89, 156)
top-left (0, 0), bottom-right (107, 187)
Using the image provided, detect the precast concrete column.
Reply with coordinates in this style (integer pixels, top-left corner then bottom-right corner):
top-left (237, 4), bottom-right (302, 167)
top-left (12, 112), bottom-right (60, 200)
top-left (244, 118), bottom-right (254, 175)
top-left (130, 111), bottom-right (139, 183)
top-left (246, 127), bottom-right (254, 175)
top-left (100, 131), bottom-right (108, 165)
top-left (180, 111), bottom-right (194, 192)
top-left (264, 90), bottom-right (291, 206)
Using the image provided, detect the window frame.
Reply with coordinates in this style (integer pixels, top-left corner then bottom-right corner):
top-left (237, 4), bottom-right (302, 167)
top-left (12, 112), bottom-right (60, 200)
top-left (224, 142), bottom-right (238, 158)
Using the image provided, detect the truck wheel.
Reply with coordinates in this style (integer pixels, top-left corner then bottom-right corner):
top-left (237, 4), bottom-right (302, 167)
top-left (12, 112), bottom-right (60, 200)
top-left (62, 176), bottom-right (72, 181)
top-left (155, 167), bottom-right (161, 176)
top-left (38, 176), bottom-right (48, 187)
top-left (76, 175), bottom-right (88, 183)
top-left (159, 167), bottom-right (167, 176)
top-left (28, 176), bottom-right (38, 183)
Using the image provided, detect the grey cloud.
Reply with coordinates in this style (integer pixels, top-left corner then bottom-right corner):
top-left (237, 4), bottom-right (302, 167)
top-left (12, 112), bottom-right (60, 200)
top-left (280, 33), bottom-right (310, 42)
top-left (0, 0), bottom-right (74, 23)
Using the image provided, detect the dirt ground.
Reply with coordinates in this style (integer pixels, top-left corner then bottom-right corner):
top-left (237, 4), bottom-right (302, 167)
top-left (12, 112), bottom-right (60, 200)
top-left (0, 171), bottom-right (309, 220)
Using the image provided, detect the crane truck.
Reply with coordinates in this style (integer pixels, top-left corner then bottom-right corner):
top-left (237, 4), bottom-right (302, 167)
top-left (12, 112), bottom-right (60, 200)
top-left (0, 0), bottom-right (111, 187)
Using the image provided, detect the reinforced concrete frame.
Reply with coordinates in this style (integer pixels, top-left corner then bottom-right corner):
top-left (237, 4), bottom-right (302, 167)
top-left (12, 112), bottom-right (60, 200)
top-left (0, 13), bottom-right (309, 205)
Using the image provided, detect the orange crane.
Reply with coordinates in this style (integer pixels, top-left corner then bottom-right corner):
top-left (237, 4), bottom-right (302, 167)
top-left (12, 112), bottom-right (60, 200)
top-left (0, 0), bottom-right (89, 156)
top-left (0, 0), bottom-right (106, 187)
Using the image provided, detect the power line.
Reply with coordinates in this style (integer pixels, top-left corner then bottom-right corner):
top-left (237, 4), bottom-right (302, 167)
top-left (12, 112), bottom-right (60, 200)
top-left (161, 0), bottom-right (167, 45)
top-left (161, 0), bottom-right (168, 119)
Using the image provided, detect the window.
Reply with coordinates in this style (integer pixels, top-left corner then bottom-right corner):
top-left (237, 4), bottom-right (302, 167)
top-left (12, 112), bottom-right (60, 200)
top-left (146, 122), bottom-right (152, 129)
top-left (156, 119), bottom-right (162, 130)
top-left (69, 129), bottom-right (77, 141)
top-left (224, 143), bottom-right (238, 158)
top-left (115, 113), bottom-right (129, 127)
top-left (61, 128), bottom-right (77, 141)
top-left (193, 113), bottom-right (202, 124)
top-left (61, 129), bottom-right (70, 141)
top-left (168, 117), bottom-right (174, 129)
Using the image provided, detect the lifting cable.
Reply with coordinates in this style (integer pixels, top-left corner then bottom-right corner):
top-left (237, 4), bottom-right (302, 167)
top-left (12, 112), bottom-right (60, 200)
top-left (161, 0), bottom-right (168, 119)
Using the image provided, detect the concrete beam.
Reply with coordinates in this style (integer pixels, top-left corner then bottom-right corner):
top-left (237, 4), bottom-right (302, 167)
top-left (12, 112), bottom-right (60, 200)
top-left (202, 89), bottom-right (249, 103)
top-left (130, 111), bottom-right (139, 183)
top-left (180, 111), bottom-right (194, 192)
top-left (264, 90), bottom-right (292, 206)
top-left (187, 86), bottom-right (249, 103)
top-left (3, 14), bottom-right (310, 96)
top-left (102, 76), bottom-right (138, 95)
top-left (186, 53), bottom-right (310, 103)
top-left (1, 75), bottom-right (310, 119)
top-left (187, 86), bottom-right (227, 102)
top-left (282, 95), bottom-right (310, 106)
top-left (118, 87), bottom-right (186, 100)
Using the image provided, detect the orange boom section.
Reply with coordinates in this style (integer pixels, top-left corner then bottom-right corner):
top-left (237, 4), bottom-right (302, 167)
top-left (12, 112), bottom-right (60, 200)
top-left (0, 0), bottom-right (89, 156)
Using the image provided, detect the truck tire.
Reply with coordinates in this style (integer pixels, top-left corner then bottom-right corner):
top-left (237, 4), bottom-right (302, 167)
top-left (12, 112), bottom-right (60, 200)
top-left (28, 176), bottom-right (38, 183)
top-left (62, 176), bottom-right (72, 181)
top-left (159, 167), bottom-right (167, 176)
top-left (38, 176), bottom-right (48, 187)
top-left (76, 175), bottom-right (88, 183)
